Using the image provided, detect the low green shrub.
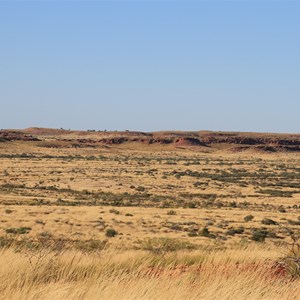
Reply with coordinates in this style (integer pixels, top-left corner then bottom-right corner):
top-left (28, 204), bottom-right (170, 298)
top-left (226, 227), bottom-right (244, 236)
top-left (261, 218), bottom-right (278, 225)
top-left (105, 228), bottom-right (118, 237)
top-left (244, 215), bottom-right (254, 222)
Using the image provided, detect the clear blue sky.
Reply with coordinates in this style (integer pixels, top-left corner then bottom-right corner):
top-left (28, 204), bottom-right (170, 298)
top-left (1, 1), bottom-right (299, 133)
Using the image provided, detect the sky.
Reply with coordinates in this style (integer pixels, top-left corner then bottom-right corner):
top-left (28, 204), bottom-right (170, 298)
top-left (0, 1), bottom-right (299, 133)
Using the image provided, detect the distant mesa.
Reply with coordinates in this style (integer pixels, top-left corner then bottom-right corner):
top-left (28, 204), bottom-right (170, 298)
top-left (1, 127), bottom-right (299, 153)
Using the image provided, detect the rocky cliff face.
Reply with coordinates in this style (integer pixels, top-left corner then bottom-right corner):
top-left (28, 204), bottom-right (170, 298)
top-left (200, 135), bottom-right (300, 146)
top-left (199, 132), bottom-right (300, 151)
top-left (0, 131), bottom-right (40, 142)
top-left (2, 128), bottom-right (299, 152)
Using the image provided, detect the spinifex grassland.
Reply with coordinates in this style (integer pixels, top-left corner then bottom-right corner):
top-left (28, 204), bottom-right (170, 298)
top-left (0, 128), bottom-right (300, 299)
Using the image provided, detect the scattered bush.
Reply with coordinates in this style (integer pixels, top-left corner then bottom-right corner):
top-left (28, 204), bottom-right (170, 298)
top-left (244, 215), bottom-right (254, 222)
top-left (136, 186), bottom-right (146, 192)
top-left (251, 229), bottom-right (270, 242)
top-left (261, 218), bottom-right (278, 225)
top-left (187, 229), bottom-right (198, 237)
top-left (105, 228), bottom-right (118, 237)
top-left (5, 227), bottom-right (32, 235)
top-left (278, 205), bottom-right (286, 213)
top-left (199, 227), bottom-right (215, 239)
top-left (226, 227), bottom-right (244, 236)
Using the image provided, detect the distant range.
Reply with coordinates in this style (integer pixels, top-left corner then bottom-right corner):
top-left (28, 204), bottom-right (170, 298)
top-left (1, 127), bottom-right (300, 153)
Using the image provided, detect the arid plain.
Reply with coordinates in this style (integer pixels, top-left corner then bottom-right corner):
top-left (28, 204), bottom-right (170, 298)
top-left (0, 128), bottom-right (300, 299)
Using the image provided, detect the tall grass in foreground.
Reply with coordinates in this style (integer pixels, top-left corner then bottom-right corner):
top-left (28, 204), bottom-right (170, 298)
top-left (0, 243), bottom-right (299, 300)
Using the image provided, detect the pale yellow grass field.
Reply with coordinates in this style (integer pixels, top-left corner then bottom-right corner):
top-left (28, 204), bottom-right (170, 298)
top-left (0, 141), bottom-right (300, 299)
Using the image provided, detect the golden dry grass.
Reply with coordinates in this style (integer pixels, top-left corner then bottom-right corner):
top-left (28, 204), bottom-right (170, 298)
top-left (0, 244), bottom-right (299, 300)
top-left (0, 140), bottom-right (300, 299)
